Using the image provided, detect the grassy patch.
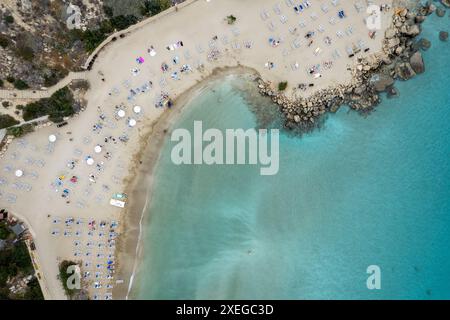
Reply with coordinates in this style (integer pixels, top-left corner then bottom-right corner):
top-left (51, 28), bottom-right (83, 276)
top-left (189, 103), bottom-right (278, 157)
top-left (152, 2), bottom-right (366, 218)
top-left (58, 260), bottom-right (80, 299)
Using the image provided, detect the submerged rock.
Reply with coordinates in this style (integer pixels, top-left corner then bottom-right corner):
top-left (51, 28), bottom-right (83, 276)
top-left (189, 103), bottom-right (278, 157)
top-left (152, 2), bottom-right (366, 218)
top-left (410, 52), bottom-right (425, 74)
top-left (395, 62), bottom-right (417, 80)
top-left (417, 38), bottom-right (432, 50)
top-left (370, 74), bottom-right (394, 92)
top-left (436, 7), bottom-right (446, 17)
top-left (439, 31), bottom-right (448, 41)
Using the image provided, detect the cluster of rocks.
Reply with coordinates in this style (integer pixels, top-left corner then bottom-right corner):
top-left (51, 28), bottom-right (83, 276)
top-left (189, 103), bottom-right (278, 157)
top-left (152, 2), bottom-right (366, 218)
top-left (257, 5), bottom-right (433, 132)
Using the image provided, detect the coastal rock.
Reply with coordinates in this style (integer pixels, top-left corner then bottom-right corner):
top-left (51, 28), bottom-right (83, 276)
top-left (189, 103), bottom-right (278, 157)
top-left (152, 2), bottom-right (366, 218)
top-left (417, 38), bottom-right (432, 50)
top-left (410, 52), bottom-right (425, 74)
top-left (405, 24), bottom-right (421, 37)
top-left (441, 0), bottom-right (450, 8)
top-left (385, 28), bottom-right (396, 39)
top-left (386, 86), bottom-right (400, 99)
top-left (439, 31), bottom-right (449, 41)
top-left (415, 15), bottom-right (426, 23)
top-left (370, 74), bottom-right (394, 92)
top-left (436, 8), bottom-right (446, 17)
top-left (395, 62), bottom-right (417, 80)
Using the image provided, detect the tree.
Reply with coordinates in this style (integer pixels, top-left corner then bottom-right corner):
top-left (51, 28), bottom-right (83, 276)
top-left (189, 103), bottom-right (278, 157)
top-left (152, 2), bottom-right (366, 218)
top-left (0, 114), bottom-right (19, 129)
top-left (13, 79), bottom-right (29, 90)
top-left (4, 15), bottom-right (14, 25)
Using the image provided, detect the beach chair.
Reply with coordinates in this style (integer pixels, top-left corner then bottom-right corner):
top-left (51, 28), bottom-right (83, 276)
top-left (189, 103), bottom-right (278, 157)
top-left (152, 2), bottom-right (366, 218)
top-left (317, 25), bottom-right (325, 33)
top-left (244, 40), bottom-right (253, 49)
top-left (310, 12), bottom-right (318, 20)
top-left (321, 4), bottom-right (329, 13)
top-left (346, 45), bottom-right (355, 57)
top-left (196, 44), bottom-right (204, 54)
top-left (221, 35), bottom-right (229, 45)
top-left (232, 40), bottom-right (241, 50)
top-left (280, 15), bottom-right (288, 24)
top-left (232, 27), bottom-right (240, 37)
top-left (260, 9), bottom-right (270, 20)
top-left (358, 39), bottom-right (370, 52)
top-left (291, 38), bottom-right (301, 49)
top-left (346, 26), bottom-right (354, 36)
top-left (285, 0), bottom-right (294, 7)
top-left (329, 17), bottom-right (337, 25)
top-left (273, 3), bottom-right (282, 15)
top-left (331, 0), bottom-right (340, 6)
top-left (267, 21), bottom-right (276, 31)
top-left (291, 61), bottom-right (300, 71)
top-left (313, 47), bottom-right (322, 56)
top-left (184, 50), bottom-right (192, 60)
top-left (354, 2), bottom-right (364, 13)
top-left (289, 26), bottom-right (297, 34)
top-left (209, 40), bottom-right (217, 49)
top-left (299, 19), bottom-right (307, 28)
top-left (159, 77), bottom-right (167, 88)
top-left (336, 30), bottom-right (344, 38)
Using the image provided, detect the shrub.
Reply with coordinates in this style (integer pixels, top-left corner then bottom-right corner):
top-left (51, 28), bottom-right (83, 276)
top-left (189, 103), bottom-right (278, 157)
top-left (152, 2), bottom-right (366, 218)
top-left (0, 35), bottom-right (9, 48)
top-left (140, 0), bottom-right (171, 16)
top-left (6, 76), bottom-right (15, 83)
top-left (278, 81), bottom-right (288, 91)
top-left (13, 79), bottom-right (29, 90)
top-left (4, 15), bottom-right (14, 24)
top-left (0, 114), bottom-right (19, 129)
top-left (16, 45), bottom-right (34, 61)
top-left (226, 15), bottom-right (237, 25)
top-left (6, 123), bottom-right (34, 137)
top-left (0, 79), bottom-right (3, 87)
top-left (22, 87), bottom-right (75, 122)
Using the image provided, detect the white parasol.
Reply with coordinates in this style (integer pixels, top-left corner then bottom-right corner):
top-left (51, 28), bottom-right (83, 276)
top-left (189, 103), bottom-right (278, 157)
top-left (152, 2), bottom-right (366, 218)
top-left (94, 145), bottom-right (102, 153)
top-left (133, 106), bottom-right (142, 114)
top-left (48, 134), bottom-right (57, 143)
top-left (128, 119), bottom-right (137, 127)
top-left (117, 110), bottom-right (126, 118)
top-left (15, 169), bottom-right (23, 177)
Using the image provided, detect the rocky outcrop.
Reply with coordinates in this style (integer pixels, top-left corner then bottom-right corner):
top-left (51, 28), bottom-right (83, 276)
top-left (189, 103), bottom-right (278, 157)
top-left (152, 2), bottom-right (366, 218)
top-left (257, 6), bottom-right (428, 132)
top-left (441, 0), bottom-right (450, 8)
top-left (410, 52), bottom-right (425, 74)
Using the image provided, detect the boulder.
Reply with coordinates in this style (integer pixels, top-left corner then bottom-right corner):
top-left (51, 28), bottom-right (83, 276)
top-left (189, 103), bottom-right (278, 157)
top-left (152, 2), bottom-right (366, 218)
top-left (441, 0), bottom-right (450, 8)
top-left (385, 28), bottom-right (396, 39)
top-left (370, 73), bottom-right (394, 92)
top-left (436, 8), bottom-right (446, 17)
top-left (405, 24), bottom-right (421, 37)
top-left (417, 38), bottom-right (432, 50)
top-left (410, 51), bottom-right (425, 74)
top-left (439, 31), bottom-right (449, 41)
top-left (395, 62), bottom-right (417, 80)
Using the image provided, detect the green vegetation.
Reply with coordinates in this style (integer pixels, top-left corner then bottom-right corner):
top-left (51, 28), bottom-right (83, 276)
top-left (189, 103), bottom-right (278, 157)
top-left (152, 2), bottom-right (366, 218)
top-left (0, 35), bottom-right (9, 48)
top-left (58, 260), bottom-right (80, 298)
top-left (226, 15), bottom-right (237, 25)
top-left (4, 15), bottom-right (14, 25)
top-left (16, 45), bottom-right (34, 61)
top-left (6, 76), bottom-right (14, 83)
top-left (140, 0), bottom-right (171, 16)
top-left (0, 222), bottom-right (12, 240)
top-left (0, 79), bottom-right (3, 88)
top-left (0, 114), bottom-right (19, 129)
top-left (22, 87), bottom-right (75, 122)
top-left (13, 79), bottom-right (29, 90)
top-left (278, 81), bottom-right (288, 91)
top-left (0, 239), bottom-right (43, 300)
top-left (72, 14), bottom-right (139, 53)
top-left (6, 123), bottom-right (34, 138)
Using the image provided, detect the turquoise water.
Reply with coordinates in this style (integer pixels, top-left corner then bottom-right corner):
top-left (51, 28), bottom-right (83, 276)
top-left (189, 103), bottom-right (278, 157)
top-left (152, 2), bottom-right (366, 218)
top-left (133, 15), bottom-right (450, 299)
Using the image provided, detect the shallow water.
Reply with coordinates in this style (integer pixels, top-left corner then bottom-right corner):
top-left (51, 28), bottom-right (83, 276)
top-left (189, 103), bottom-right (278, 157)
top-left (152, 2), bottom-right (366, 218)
top-left (133, 15), bottom-right (450, 299)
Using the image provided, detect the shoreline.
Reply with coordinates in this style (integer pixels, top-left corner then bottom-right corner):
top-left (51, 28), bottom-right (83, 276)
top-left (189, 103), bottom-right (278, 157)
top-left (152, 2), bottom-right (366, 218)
top-left (112, 66), bottom-right (260, 300)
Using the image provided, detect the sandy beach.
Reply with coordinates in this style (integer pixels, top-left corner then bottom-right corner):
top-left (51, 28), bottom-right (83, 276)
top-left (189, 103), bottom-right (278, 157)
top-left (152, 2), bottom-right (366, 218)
top-left (0, 0), bottom-right (393, 299)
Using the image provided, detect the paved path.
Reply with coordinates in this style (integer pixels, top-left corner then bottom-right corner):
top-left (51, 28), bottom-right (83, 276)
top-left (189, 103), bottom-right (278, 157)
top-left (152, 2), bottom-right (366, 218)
top-left (0, 72), bottom-right (87, 100)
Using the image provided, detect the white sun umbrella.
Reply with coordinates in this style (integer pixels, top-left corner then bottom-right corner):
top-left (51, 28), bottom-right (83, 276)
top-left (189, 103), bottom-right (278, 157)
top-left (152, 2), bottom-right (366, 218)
top-left (48, 134), bottom-right (57, 143)
top-left (86, 157), bottom-right (94, 166)
top-left (94, 145), bottom-right (102, 153)
top-left (149, 49), bottom-right (156, 57)
top-left (128, 119), bottom-right (137, 127)
top-left (117, 110), bottom-right (126, 118)
top-left (15, 169), bottom-right (23, 177)
top-left (133, 106), bottom-right (141, 114)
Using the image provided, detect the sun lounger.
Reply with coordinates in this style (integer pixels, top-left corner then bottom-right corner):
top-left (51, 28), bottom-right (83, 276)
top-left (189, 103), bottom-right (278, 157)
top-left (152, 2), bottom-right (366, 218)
top-left (346, 26), bottom-right (354, 36)
top-left (331, 0), bottom-right (340, 6)
top-left (221, 35), bottom-right (229, 45)
top-left (232, 41), bottom-right (241, 50)
top-left (336, 30), bottom-right (344, 38)
top-left (196, 44), bottom-right (204, 54)
top-left (354, 2), bottom-right (364, 13)
top-left (346, 45), bottom-right (355, 57)
top-left (321, 4), bottom-right (329, 13)
top-left (232, 27), bottom-right (240, 36)
top-left (329, 17), bottom-right (336, 25)
top-left (285, 0), bottom-right (295, 7)
top-left (310, 12), bottom-right (318, 20)
top-left (299, 19), bottom-right (307, 28)
top-left (289, 26), bottom-right (297, 34)
top-left (291, 61), bottom-right (300, 71)
top-left (184, 50), bottom-right (191, 60)
top-left (291, 38), bottom-right (301, 49)
top-left (313, 47), bottom-right (322, 56)
top-left (244, 40), bottom-right (253, 49)
top-left (268, 21), bottom-right (276, 31)
top-left (260, 9), bottom-right (270, 20)
top-left (280, 15), bottom-right (288, 24)
top-left (209, 40), bottom-right (217, 49)
top-left (317, 25), bottom-right (325, 33)
top-left (273, 3), bottom-right (282, 15)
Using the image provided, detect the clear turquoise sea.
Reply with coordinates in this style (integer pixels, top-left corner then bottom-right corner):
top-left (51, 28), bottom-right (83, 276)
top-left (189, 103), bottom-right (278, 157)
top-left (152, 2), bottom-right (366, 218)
top-left (133, 15), bottom-right (450, 299)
